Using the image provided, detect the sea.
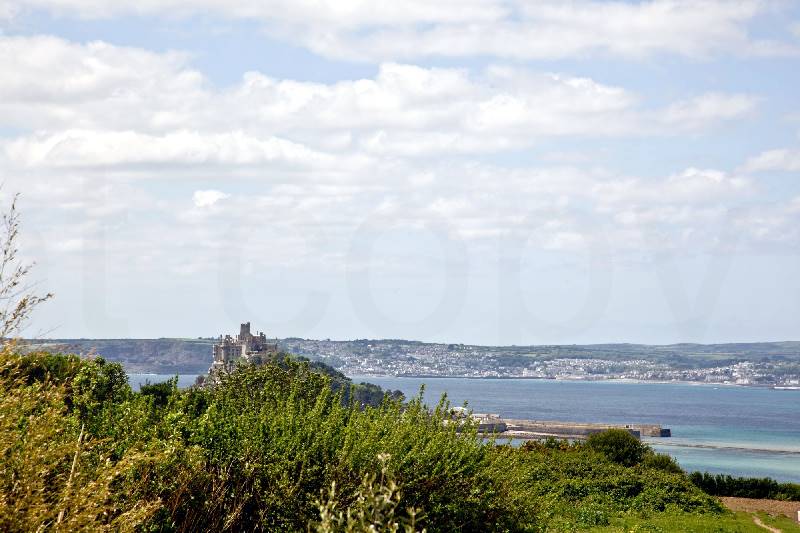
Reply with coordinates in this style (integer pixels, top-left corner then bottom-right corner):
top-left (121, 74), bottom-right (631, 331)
top-left (128, 374), bottom-right (800, 483)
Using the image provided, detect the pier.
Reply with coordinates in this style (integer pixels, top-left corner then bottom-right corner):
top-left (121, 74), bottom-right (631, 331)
top-left (463, 411), bottom-right (671, 440)
top-left (500, 418), bottom-right (671, 440)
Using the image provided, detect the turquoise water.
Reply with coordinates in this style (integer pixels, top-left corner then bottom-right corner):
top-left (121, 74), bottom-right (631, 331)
top-left (129, 373), bottom-right (800, 483)
top-left (355, 377), bottom-right (800, 483)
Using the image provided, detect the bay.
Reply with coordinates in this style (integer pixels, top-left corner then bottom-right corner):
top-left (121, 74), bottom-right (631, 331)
top-left (355, 376), bottom-right (800, 483)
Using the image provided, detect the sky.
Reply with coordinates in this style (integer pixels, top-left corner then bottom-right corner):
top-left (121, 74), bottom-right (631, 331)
top-left (1, 0), bottom-right (799, 344)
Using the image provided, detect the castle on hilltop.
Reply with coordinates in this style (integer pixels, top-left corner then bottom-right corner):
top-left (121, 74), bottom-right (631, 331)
top-left (209, 322), bottom-right (279, 374)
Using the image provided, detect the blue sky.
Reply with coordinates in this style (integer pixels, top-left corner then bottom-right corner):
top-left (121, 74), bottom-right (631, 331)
top-left (1, 0), bottom-right (799, 344)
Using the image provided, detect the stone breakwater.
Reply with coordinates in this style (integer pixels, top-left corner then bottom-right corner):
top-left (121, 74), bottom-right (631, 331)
top-left (467, 412), bottom-right (671, 440)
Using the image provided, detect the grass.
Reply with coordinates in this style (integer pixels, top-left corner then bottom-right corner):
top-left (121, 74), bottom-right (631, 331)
top-left (754, 511), bottom-right (800, 533)
top-left (580, 510), bottom-right (800, 532)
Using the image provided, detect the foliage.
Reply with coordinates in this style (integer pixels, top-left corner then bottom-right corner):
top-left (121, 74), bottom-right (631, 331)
top-left (0, 348), bottom-right (82, 385)
top-left (517, 438), bottom-right (721, 520)
top-left (314, 454), bottom-right (425, 533)
top-left (585, 428), bottom-right (648, 467)
top-left (139, 378), bottom-right (178, 408)
top-left (229, 352), bottom-right (403, 408)
top-left (689, 471), bottom-right (800, 501)
top-left (0, 349), bottom-right (734, 531)
top-left (0, 348), bottom-right (160, 531)
top-left (642, 452), bottom-right (684, 474)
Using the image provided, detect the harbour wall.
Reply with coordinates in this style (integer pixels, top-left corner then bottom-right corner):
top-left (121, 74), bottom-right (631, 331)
top-left (474, 416), bottom-right (671, 440)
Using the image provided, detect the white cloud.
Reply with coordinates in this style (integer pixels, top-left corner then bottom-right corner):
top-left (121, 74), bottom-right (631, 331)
top-left (0, 1), bottom-right (17, 22)
top-left (744, 148), bottom-right (800, 172)
top-left (5, 0), bottom-right (796, 61)
top-left (303, 0), bottom-right (791, 62)
top-left (659, 93), bottom-right (758, 131)
top-left (3, 130), bottom-right (345, 171)
top-left (733, 200), bottom-right (800, 246)
top-left (0, 36), bottom-right (205, 132)
top-left (193, 190), bottom-right (229, 207)
top-left (13, 0), bottom-right (501, 27)
top-left (0, 33), bottom-right (789, 284)
top-left (9, 151), bottom-right (797, 290)
top-left (594, 168), bottom-right (750, 207)
top-left (1, 1), bottom-right (796, 342)
top-left (258, 62), bottom-right (731, 141)
top-left (0, 36), bottom-right (758, 167)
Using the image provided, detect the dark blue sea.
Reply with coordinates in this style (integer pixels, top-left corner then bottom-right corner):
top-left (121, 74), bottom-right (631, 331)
top-left (129, 374), bottom-right (800, 483)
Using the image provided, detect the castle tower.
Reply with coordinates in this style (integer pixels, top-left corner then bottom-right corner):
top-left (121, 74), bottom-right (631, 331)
top-left (208, 322), bottom-right (279, 379)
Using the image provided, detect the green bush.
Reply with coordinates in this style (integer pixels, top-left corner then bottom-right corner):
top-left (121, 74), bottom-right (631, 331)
top-left (0, 349), bottom-right (730, 532)
top-left (575, 503), bottom-right (610, 527)
top-left (139, 378), bottom-right (178, 408)
top-left (643, 452), bottom-right (683, 474)
top-left (519, 435), bottom-right (722, 517)
top-left (585, 429), bottom-right (648, 467)
top-left (0, 348), bottom-right (161, 531)
top-left (72, 356), bottom-right (131, 419)
top-left (314, 453), bottom-right (425, 533)
top-left (689, 471), bottom-right (800, 501)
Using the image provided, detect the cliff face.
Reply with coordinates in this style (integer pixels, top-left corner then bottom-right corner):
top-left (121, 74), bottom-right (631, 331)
top-left (23, 338), bottom-right (216, 374)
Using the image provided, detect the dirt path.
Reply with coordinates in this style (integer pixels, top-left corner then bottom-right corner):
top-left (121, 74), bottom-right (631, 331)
top-left (752, 514), bottom-right (782, 533)
top-left (721, 496), bottom-right (799, 520)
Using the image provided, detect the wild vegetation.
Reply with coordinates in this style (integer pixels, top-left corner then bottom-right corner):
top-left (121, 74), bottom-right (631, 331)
top-left (1, 347), bottom-right (746, 532)
top-left (223, 350), bottom-right (405, 408)
top-left (689, 472), bottom-right (800, 502)
top-left (0, 193), bottom-right (52, 341)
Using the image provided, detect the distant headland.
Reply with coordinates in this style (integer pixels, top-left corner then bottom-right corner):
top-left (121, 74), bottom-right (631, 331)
top-left (22, 335), bottom-right (800, 388)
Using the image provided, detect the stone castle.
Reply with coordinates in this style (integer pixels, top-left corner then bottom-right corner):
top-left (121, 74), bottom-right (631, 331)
top-left (209, 322), bottom-right (279, 374)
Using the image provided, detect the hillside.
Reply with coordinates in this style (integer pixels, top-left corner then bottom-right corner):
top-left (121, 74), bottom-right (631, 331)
top-left (23, 338), bottom-right (800, 385)
top-left (24, 338), bottom-right (217, 373)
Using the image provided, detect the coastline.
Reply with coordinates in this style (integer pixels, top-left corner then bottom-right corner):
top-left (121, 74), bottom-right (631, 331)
top-left (350, 374), bottom-right (797, 390)
top-left (129, 370), bottom-right (799, 391)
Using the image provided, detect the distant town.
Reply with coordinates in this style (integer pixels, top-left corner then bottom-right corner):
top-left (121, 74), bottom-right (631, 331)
top-left (281, 338), bottom-right (800, 387)
top-left (25, 337), bottom-right (800, 388)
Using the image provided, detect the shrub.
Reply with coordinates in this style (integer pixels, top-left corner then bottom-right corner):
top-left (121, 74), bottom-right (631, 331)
top-left (585, 429), bottom-right (648, 467)
top-left (575, 503), bottom-right (610, 527)
top-left (689, 472), bottom-right (800, 501)
top-left (139, 378), bottom-right (178, 408)
top-left (314, 454), bottom-right (425, 533)
top-left (643, 452), bottom-right (683, 474)
top-left (519, 437), bottom-right (722, 518)
top-left (72, 356), bottom-right (131, 419)
top-left (0, 353), bottom-right (160, 531)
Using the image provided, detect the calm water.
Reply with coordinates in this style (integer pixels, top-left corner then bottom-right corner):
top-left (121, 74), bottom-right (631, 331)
top-left (129, 374), bottom-right (200, 390)
top-left (357, 377), bottom-right (800, 483)
top-left (129, 373), bottom-right (800, 483)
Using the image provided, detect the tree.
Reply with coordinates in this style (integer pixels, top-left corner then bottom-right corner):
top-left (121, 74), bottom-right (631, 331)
top-left (72, 357), bottom-right (131, 421)
top-left (0, 193), bottom-right (52, 340)
top-left (585, 428), bottom-right (648, 467)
